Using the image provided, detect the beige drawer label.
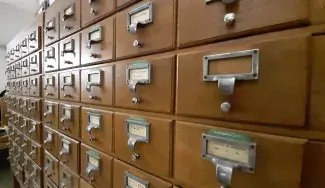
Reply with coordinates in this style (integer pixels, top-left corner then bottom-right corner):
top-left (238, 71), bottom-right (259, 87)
top-left (207, 140), bottom-right (249, 164)
top-left (64, 76), bottom-right (72, 84)
top-left (130, 68), bottom-right (149, 80)
top-left (90, 115), bottom-right (100, 125)
top-left (90, 30), bottom-right (101, 41)
top-left (131, 8), bottom-right (150, 24)
top-left (89, 156), bottom-right (99, 167)
top-left (63, 142), bottom-right (69, 150)
top-left (63, 108), bottom-right (71, 117)
top-left (89, 73), bottom-right (100, 83)
top-left (128, 177), bottom-right (146, 188)
top-left (128, 124), bottom-right (147, 137)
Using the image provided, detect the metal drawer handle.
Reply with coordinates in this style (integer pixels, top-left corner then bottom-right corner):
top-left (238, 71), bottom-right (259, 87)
top-left (44, 136), bottom-right (52, 144)
top-left (60, 116), bottom-right (70, 122)
top-left (85, 164), bottom-right (98, 183)
top-left (29, 127), bottom-right (36, 134)
top-left (59, 149), bottom-right (69, 159)
top-left (44, 111), bottom-right (52, 117)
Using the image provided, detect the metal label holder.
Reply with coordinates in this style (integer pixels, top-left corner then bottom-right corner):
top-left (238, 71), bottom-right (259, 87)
top-left (30, 55), bottom-right (37, 64)
top-left (126, 61), bottom-right (151, 93)
top-left (86, 112), bottom-right (102, 141)
top-left (62, 3), bottom-right (75, 21)
top-left (44, 104), bottom-right (53, 117)
top-left (124, 172), bottom-right (149, 188)
top-left (61, 106), bottom-right (72, 123)
top-left (86, 150), bottom-right (100, 182)
top-left (61, 73), bottom-right (74, 90)
top-left (29, 31), bottom-right (36, 41)
top-left (31, 78), bottom-right (38, 87)
top-left (87, 25), bottom-right (102, 49)
top-left (86, 69), bottom-right (102, 92)
top-left (45, 18), bottom-right (55, 32)
top-left (46, 47), bottom-right (55, 61)
top-left (59, 138), bottom-right (71, 159)
top-left (44, 76), bottom-right (55, 90)
top-left (127, 2), bottom-right (153, 34)
top-left (61, 39), bottom-right (75, 56)
top-left (201, 133), bottom-right (256, 188)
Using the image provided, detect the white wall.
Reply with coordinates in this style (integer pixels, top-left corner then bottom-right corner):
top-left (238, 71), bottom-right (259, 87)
top-left (0, 47), bottom-right (7, 91)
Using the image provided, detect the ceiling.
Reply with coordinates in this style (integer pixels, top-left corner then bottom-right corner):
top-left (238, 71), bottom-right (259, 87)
top-left (0, 0), bottom-right (40, 47)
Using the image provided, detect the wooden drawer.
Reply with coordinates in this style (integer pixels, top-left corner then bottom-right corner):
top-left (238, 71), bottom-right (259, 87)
top-left (59, 162), bottom-right (80, 188)
top-left (81, 64), bottom-right (114, 106)
top-left (80, 143), bottom-right (113, 188)
top-left (10, 64), bottom-right (16, 79)
top-left (59, 70), bottom-right (81, 102)
top-left (14, 96), bottom-right (22, 113)
top-left (14, 131), bottom-right (22, 146)
top-left (44, 101), bottom-right (59, 130)
top-left (30, 160), bottom-right (43, 188)
top-left (29, 98), bottom-right (42, 122)
top-left (29, 140), bottom-right (42, 167)
top-left (81, 107), bottom-right (113, 154)
top-left (176, 35), bottom-right (309, 126)
top-left (22, 78), bottom-right (30, 96)
top-left (81, 17), bottom-right (114, 66)
top-left (116, 0), bottom-right (176, 59)
top-left (44, 43), bottom-right (60, 72)
top-left (22, 152), bottom-right (31, 173)
top-left (22, 135), bottom-right (31, 154)
top-left (15, 79), bottom-right (22, 96)
top-left (14, 44), bottom-right (21, 60)
top-left (28, 120), bottom-right (42, 144)
top-left (44, 1), bottom-right (61, 46)
top-left (5, 67), bottom-right (10, 80)
top-left (81, 0), bottom-right (115, 26)
top-left (114, 113), bottom-right (173, 177)
top-left (29, 51), bottom-right (42, 75)
top-left (44, 73), bottom-right (59, 99)
top-left (20, 37), bottom-right (29, 56)
top-left (44, 151), bottom-right (60, 186)
top-left (9, 81), bottom-right (16, 95)
top-left (60, 33), bottom-right (81, 70)
top-left (59, 103), bottom-right (80, 139)
top-left (114, 159), bottom-right (172, 188)
top-left (59, 0), bottom-right (81, 38)
top-left (27, 25), bottom-right (41, 53)
top-left (44, 126), bottom-right (60, 159)
top-left (178, 0), bottom-right (323, 47)
top-left (174, 121), bottom-right (306, 188)
top-left (21, 98), bottom-right (30, 117)
top-left (44, 178), bottom-right (59, 188)
top-left (115, 55), bottom-right (175, 113)
top-left (29, 75), bottom-right (42, 97)
top-left (58, 133), bottom-right (80, 174)
top-left (21, 117), bottom-right (30, 135)
top-left (21, 57), bottom-right (30, 77)
top-left (15, 61), bottom-right (22, 78)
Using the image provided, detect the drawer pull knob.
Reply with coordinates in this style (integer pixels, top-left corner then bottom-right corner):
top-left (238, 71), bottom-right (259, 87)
top-left (63, 93), bottom-right (71, 97)
top-left (28, 107), bottom-right (35, 111)
top-left (22, 51), bottom-right (27, 53)
top-left (86, 121), bottom-right (100, 142)
top-left (46, 93), bottom-right (53, 96)
top-left (61, 116), bottom-right (70, 122)
top-left (132, 97), bottom-right (141, 104)
top-left (90, 8), bottom-right (97, 15)
top-left (47, 36), bottom-right (54, 39)
top-left (131, 153), bottom-right (140, 161)
top-left (133, 40), bottom-right (141, 48)
top-left (220, 102), bottom-right (231, 112)
top-left (46, 120), bottom-right (53, 124)
top-left (64, 26), bottom-right (72, 30)
top-left (64, 61), bottom-right (73, 64)
top-left (89, 95), bottom-right (98, 100)
top-left (30, 45), bottom-right (35, 48)
top-left (89, 53), bottom-right (100, 58)
top-left (47, 65), bottom-right (54, 68)
top-left (224, 13), bottom-right (235, 26)
top-left (62, 127), bottom-right (69, 131)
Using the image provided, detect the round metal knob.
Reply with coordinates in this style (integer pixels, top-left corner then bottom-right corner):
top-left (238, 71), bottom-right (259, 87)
top-left (220, 102), bottom-right (231, 112)
top-left (64, 26), bottom-right (72, 30)
top-left (89, 53), bottom-right (99, 58)
top-left (132, 97), bottom-right (141, 104)
top-left (224, 13), bottom-right (235, 26)
top-left (64, 93), bottom-right (71, 98)
top-left (90, 8), bottom-right (97, 15)
top-left (133, 40), bottom-right (141, 48)
top-left (47, 36), bottom-right (54, 39)
top-left (89, 95), bottom-right (97, 100)
top-left (89, 136), bottom-right (96, 142)
top-left (62, 127), bottom-right (69, 131)
top-left (46, 93), bottom-right (53, 96)
top-left (131, 153), bottom-right (140, 161)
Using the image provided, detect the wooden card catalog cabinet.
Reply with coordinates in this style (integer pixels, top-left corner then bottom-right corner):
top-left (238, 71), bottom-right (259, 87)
top-left (44, 43), bottom-right (60, 72)
top-left (28, 27), bottom-right (40, 53)
top-left (174, 121), bottom-right (306, 188)
top-left (60, 33), bottom-right (81, 69)
top-left (28, 120), bottom-right (42, 144)
top-left (30, 161), bottom-right (43, 188)
top-left (81, 0), bottom-right (114, 26)
top-left (29, 140), bottom-right (42, 167)
top-left (60, 70), bottom-right (81, 102)
top-left (44, 101), bottom-right (59, 130)
top-left (15, 61), bottom-right (22, 78)
top-left (15, 79), bottom-right (22, 96)
top-left (10, 64), bottom-right (16, 79)
top-left (21, 117), bottom-right (30, 135)
top-left (176, 35), bottom-right (309, 127)
top-left (22, 135), bottom-right (30, 154)
top-left (44, 1), bottom-right (60, 46)
top-left (14, 44), bottom-right (21, 60)
top-left (44, 73), bottom-right (59, 99)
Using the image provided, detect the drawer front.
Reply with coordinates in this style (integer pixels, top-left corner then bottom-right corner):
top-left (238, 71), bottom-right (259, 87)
top-left (80, 144), bottom-right (113, 188)
top-left (10, 64), bottom-right (16, 79)
top-left (21, 117), bottom-right (30, 135)
top-left (59, 162), bottom-right (80, 188)
top-left (22, 135), bottom-right (30, 154)
top-left (29, 140), bottom-right (42, 167)
top-left (81, 17), bottom-right (114, 66)
top-left (14, 97), bottom-right (22, 113)
top-left (29, 99), bottom-right (42, 121)
top-left (59, 0), bottom-right (81, 38)
top-left (30, 161), bottom-right (43, 188)
top-left (60, 33), bottom-right (81, 69)
top-left (14, 44), bottom-right (21, 60)
top-left (6, 67), bottom-right (10, 79)
top-left (81, 107), bottom-right (113, 154)
top-left (22, 78), bottom-right (30, 96)
top-left (178, 0), bottom-right (310, 47)
top-left (116, 0), bottom-right (176, 59)
top-left (29, 76), bottom-right (42, 97)
top-left (15, 79), bottom-right (22, 96)
top-left (44, 177), bottom-right (59, 188)
top-left (114, 159), bottom-right (172, 188)
top-left (81, 0), bottom-right (115, 26)
top-left (59, 70), bottom-right (81, 102)
top-left (28, 120), bottom-right (42, 144)
top-left (176, 36), bottom-right (309, 126)
top-left (45, 43), bottom-right (60, 72)
top-left (174, 121), bottom-right (306, 188)
top-left (44, 101), bottom-right (59, 130)
top-left (15, 61), bottom-right (22, 78)
top-left (58, 134), bottom-right (80, 174)
top-left (45, 2), bottom-right (61, 46)
top-left (44, 126), bottom-right (59, 159)
top-left (10, 81), bottom-right (16, 94)
top-left (21, 57), bottom-right (30, 77)
top-left (29, 51), bottom-right (42, 75)
top-left (28, 27), bottom-right (41, 53)
top-left (114, 113), bottom-right (172, 177)
top-left (81, 64), bottom-right (114, 106)
top-left (21, 37), bottom-right (29, 56)
top-left (21, 98), bottom-right (30, 117)
top-left (59, 103), bottom-right (80, 139)
top-left (44, 151), bottom-right (59, 186)
top-left (115, 55), bottom-right (175, 113)
top-left (44, 73), bottom-right (59, 99)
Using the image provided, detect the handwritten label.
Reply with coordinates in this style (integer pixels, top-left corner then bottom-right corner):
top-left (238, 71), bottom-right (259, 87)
top-left (127, 176), bottom-right (146, 188)
top-left (128, 124), bottom-right (147, 137)
top-left (90, 115), bottom-right (100, 125)
top-left (130, 68), bottom-right (149, 81)
top-left (207, 140), bottom-right (249, 164)
top-left (131, 8), bottom-right (150, 24)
